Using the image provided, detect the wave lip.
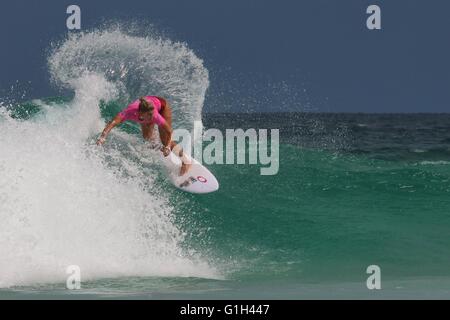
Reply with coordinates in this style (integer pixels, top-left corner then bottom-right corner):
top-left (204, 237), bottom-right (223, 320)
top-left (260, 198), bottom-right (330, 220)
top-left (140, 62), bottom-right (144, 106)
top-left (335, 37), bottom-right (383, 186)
top-left (48, 26), bottom-right (209, 132)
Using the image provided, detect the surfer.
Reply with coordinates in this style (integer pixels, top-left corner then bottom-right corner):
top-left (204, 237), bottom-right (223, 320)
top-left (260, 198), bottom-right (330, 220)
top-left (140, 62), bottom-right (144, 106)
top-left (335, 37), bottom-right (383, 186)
top-left (97, 96), bottom-right (192, 176)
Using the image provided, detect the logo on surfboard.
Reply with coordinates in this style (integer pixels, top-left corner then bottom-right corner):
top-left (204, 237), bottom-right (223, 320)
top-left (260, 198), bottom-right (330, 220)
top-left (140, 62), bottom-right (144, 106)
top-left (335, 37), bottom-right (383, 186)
top-left (179, 176), bottom-right (208, 188)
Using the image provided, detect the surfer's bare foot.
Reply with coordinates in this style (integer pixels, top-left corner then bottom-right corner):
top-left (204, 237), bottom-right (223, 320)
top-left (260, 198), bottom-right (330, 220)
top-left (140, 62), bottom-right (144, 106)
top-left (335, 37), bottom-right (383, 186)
top-left (179, 162), bottom-right (192, 176)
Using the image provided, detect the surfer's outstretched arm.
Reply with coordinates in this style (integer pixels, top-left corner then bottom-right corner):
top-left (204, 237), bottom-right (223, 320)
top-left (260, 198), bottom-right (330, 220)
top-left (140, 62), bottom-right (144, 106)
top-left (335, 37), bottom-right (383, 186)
top-left (97, 115), bottom-right (123, 145)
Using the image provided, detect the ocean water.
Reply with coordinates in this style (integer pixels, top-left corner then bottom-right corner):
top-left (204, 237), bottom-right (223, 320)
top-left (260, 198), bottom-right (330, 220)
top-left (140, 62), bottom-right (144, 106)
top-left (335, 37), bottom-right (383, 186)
top-left (1, 26), bottom-right (450, 299)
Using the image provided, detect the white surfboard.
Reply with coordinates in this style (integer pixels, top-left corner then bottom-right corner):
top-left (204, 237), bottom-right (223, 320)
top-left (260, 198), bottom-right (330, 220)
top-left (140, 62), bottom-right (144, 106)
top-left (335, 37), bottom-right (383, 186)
top-left (159, 148), bottom-right (219, 194)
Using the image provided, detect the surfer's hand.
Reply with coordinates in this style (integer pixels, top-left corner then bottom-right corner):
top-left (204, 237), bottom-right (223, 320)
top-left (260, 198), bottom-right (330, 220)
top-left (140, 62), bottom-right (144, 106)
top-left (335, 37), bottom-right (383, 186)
top-left (161, 146), bottom-right (171, 157)
top-left (97, 136), bottom-right (106, 145)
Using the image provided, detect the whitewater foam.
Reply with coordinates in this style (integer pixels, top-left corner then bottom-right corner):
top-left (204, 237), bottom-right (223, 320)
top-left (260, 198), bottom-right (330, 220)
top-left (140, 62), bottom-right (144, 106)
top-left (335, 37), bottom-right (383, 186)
top-left (0, 27), bottom-right (218, 288)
